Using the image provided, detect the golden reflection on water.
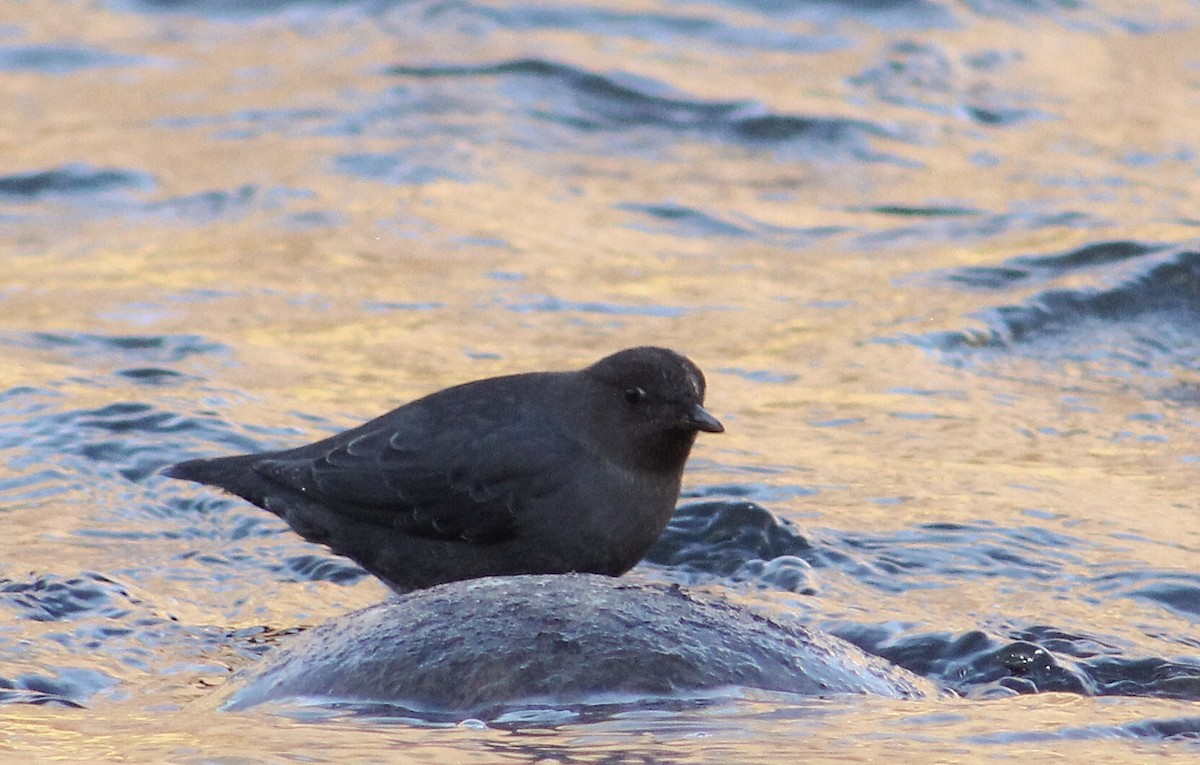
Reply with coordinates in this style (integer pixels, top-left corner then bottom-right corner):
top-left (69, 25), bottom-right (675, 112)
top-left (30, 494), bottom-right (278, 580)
top-left (2, 0), bottom-right (1199, 761)
top-left (0, 692), bottom-right (1194, 763)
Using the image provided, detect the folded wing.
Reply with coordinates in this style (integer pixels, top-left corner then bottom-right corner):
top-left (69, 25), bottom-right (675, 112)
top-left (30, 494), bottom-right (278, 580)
top-left (253, 415), bottom-right (574, 544)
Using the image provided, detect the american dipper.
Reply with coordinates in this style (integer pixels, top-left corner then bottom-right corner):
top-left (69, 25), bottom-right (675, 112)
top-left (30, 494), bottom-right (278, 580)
top-left (163, 346), bottom-right (722, 593)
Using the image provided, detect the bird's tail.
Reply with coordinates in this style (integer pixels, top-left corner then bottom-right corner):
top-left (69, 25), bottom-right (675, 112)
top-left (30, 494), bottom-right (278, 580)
top-left (161, 453), bottom-right (275, 509)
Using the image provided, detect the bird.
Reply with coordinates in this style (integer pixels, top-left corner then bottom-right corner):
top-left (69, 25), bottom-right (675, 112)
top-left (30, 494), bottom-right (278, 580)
top-left (162, 346), bottom-right (723, 593)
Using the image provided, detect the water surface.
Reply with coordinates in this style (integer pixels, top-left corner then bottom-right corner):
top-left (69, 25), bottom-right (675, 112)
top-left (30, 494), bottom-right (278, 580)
top-left (2, 0), bottom-right (1199, 760)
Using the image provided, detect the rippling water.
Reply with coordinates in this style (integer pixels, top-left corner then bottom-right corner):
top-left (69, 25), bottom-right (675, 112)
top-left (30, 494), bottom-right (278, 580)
top-left (3, 0), bottom-right (1199, 760)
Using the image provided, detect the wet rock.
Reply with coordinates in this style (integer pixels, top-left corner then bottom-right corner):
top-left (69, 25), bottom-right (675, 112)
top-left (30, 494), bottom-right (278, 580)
top-left (220, 574), bottom-right (937, 716)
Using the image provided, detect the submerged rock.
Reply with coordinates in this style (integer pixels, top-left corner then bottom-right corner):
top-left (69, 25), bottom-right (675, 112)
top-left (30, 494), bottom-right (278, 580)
top-left (220, 574), bottom-right (937, 715)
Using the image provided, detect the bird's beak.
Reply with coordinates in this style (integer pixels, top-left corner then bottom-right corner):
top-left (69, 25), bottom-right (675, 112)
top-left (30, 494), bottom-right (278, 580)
top-left (684, 403), bottom-right (724, 433)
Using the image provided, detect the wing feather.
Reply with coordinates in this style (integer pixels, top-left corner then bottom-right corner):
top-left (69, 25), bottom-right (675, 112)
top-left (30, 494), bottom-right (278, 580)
top-left (252, 400), bottom-right (574, 544)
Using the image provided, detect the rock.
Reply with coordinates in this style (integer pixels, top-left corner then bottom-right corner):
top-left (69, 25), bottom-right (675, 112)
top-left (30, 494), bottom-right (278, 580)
top-left (219, 574), bottom-right (938, 716)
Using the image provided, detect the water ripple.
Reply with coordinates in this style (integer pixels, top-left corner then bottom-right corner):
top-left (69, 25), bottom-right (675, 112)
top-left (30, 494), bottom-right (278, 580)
top-left (0, 45), bottom-right (157, 74)
top-left (899, 243), bottom-right (1200, 377)
top-left (0, 165), bottom-right (154, 200)
top-left (385, 58), bottom-right (900, 158)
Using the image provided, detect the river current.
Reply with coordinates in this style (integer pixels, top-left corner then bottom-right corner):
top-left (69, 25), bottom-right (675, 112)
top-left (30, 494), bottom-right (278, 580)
top-left (1, 0), bottom-right (1198, 761)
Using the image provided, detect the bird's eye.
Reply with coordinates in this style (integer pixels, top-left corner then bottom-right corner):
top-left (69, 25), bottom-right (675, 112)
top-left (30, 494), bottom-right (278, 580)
top-left (624, 386), bottom-right (646, 405)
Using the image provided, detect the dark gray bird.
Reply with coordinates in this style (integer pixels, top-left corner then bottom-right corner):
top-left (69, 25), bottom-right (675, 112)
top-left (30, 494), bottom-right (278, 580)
top-left (163, 346), bottom-right (722, 593)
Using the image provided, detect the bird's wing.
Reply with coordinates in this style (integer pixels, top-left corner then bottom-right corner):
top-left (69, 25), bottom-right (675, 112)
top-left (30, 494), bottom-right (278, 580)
top-left (251, 414), bottom-right (577, 544)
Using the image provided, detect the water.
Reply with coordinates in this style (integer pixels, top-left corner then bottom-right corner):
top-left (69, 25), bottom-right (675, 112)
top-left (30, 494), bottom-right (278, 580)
top-left (2, 0), bottom-right (1199, 760)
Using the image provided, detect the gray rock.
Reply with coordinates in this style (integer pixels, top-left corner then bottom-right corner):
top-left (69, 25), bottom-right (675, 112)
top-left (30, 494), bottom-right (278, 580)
top-left (220, 574), bottom-right (938, 715)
